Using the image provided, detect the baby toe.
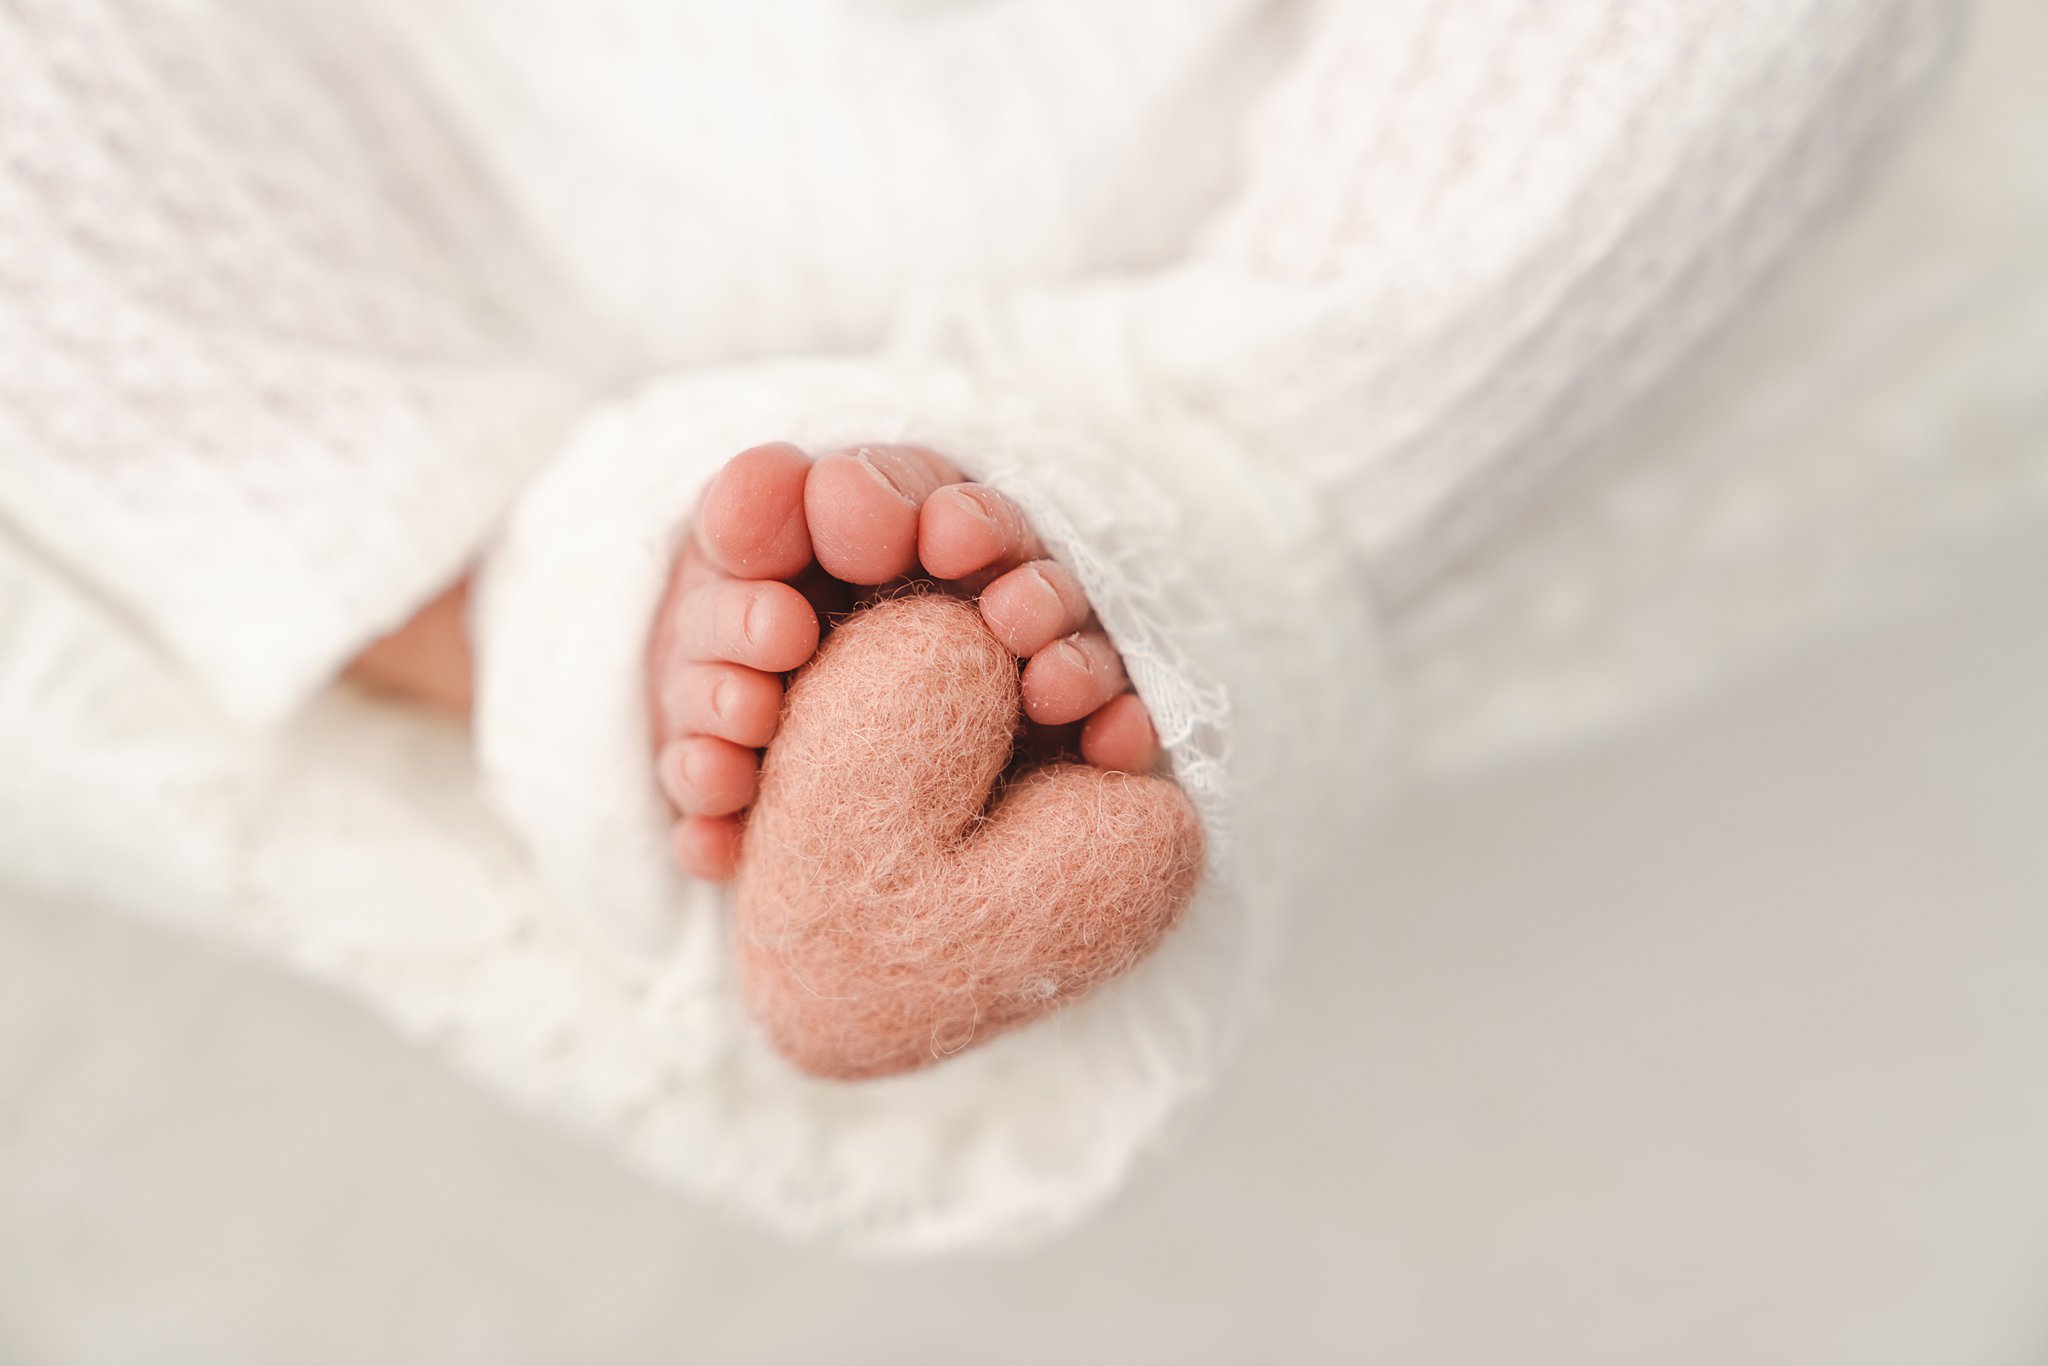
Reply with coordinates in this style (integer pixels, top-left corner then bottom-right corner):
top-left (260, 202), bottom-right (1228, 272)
top-left (673, 579), bottom-right (819, 673)
top-left (1020, 629), bottom-right (1128, 726)
top-left (805, 444), bottom-right (960, 584)
top-left (696, 443), bottom-right (814, 580)
top-left (672, 814), bottom-right (744, 882)
top-left (1079, 691), bottom-right (1161, 773)
top-left (657, 660), bottom-right (784, 748)
top-left (658, 735), bottom-right (760, 817)
top-left (918, 483), bottom-right (1041, 581)
top-left (979, 559), bottom-right (1091, 657)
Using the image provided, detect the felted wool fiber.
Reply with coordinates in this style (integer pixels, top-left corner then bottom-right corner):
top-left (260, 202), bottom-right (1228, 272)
top-left (734, 594), bottom-right (1205, 1081)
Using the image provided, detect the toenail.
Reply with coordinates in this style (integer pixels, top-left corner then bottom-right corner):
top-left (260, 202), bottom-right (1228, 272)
top-left (711, 674), bottom-right (736, 720)
top-left (954, 484), bottom-right (1000, 525)
top-left (852, 451), bottom-right (914, 504)
top-left (658, 742), bottom-right (691, 796)
top-left (737, 590), bottom-right (758, 643)
top-left (1020, 563), bottom-right (1060, 607)
top-left (1054, 636), bottom-right (1094, 673)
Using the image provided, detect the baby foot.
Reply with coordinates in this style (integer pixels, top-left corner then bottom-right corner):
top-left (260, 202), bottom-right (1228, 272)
top-left (648, 441), bottom-right (1163, 881)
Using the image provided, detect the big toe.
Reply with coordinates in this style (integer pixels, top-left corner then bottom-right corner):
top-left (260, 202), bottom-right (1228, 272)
top-left (805, 445), bottom-right (960, 585)
top-left (697, 442), bottom-right (814, 580)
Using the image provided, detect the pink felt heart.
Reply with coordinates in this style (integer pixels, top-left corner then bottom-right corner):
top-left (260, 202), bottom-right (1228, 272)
top-left (734, 594), bottom-right (1204, 1079)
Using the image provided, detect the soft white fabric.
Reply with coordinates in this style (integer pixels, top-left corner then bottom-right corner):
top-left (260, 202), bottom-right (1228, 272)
top-left (3, 0), bottom-right (2038, 1249)
top-left (0, 0), bottom-right (599, 723)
